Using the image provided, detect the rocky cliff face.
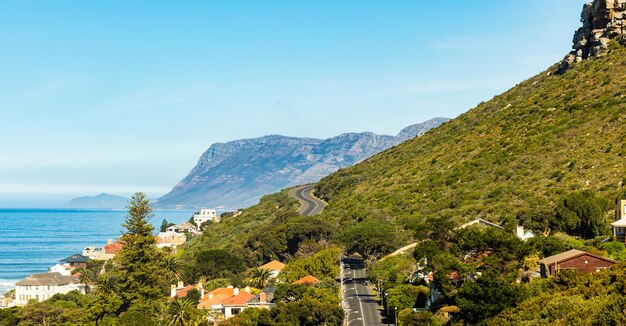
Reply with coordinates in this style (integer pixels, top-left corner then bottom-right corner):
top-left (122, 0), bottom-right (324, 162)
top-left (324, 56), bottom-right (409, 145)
top-left (560, 0), bottom-right (626, 72)
top-left (155, 118), bottom-right (448, 209)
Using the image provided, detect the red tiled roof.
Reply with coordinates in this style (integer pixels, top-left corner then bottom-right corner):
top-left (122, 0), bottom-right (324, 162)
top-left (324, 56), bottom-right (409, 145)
top-left (293, 275), bottom-right (319, 285)
top-left (104, 242), bottom-right (123, 254)
top-left (176, 285), bottom-right (196, 298)
top-left (197, 293), bottom-right (230, 309)
top-left (260, 260), bottom-right (286, 271)
top-left (222, 291), bottom-right (254, 306)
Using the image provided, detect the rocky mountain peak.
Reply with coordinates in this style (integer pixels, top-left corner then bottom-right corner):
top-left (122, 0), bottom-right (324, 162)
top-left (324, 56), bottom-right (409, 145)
top-left (559, 0), bottom-right (626, 72)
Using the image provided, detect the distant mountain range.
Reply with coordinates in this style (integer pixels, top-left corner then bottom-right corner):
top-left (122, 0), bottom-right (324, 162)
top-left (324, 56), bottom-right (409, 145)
top-left (64, 193), bottom-right (129, 209)
top-left (154, 118), bottom-right (449, 210)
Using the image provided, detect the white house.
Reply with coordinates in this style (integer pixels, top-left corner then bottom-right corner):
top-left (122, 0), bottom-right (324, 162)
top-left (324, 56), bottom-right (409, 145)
top-left (612, 199), bottom-right (626, 242)
top-left (82, 246), bottom-right (105, 259)
top-left (156, 231), bottom-right (187, 248)
top-left (193, 209), bottom-right (219, 226)
top-left (48, 264), bottom-right (72, 276)
top-left (516, 226), bottom-right (536, 241)
top-left (14, 272), bottom-right (85, 306)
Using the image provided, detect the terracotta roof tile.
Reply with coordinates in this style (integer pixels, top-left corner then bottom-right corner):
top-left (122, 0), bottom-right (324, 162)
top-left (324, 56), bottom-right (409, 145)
top-left (260, 260), bottom-right (286, 271)
top-left (197, 293), bottom-right (230, 309)
top-left (293, 275), bottom-right (319, 285)
top-left (222, 291), bottom-right (254, 306)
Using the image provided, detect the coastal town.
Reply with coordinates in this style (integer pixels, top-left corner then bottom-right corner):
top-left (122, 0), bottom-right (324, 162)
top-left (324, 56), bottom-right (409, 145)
top-left (4, 0), bottom-right (626, 325)
top-left (3, 195), bottom-right (626, 324)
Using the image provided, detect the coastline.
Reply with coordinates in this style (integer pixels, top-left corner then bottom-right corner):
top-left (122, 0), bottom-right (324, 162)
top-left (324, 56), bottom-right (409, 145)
top-left (0, 208), bottom-right (194, 291)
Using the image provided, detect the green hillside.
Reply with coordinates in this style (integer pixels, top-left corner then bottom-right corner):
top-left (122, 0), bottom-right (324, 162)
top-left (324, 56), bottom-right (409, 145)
top-left (316, 42), bottom-right (626, 237)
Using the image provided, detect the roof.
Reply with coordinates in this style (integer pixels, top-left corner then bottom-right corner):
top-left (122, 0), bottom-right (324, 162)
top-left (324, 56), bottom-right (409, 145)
top-left (457, 219), bottom-right (504, 230)
top-left (60, 254), bottom-right (90, 263)
top-left (206, 287), bottom-right (236, 298)
top-left (176, 285), bottom-right (196, 298)
top-left (176, 221), bottom-right (196, 230)
top-left (104, 242), bottom-right (123, 254)
top-left (293, 275), bottom-right (319, 285)
top-left (15, 272), bottom-right (79, 286)
top-left (260, 260), bottom-right (286, 271)
top-left (197, 293), bottom-right (230, 309)
top-left (612, 218), bottom-right (626, 227)
top-left (248, 286), bottom-right (275, 304)
top-left (222, 291), bottom-right (254, 306)
top-left (538, 249), bottom-right (616, 266)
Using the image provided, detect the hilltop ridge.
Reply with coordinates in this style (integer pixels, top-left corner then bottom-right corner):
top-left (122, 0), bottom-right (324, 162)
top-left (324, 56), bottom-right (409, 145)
top-left (155, 118), bottom-right (448, 209)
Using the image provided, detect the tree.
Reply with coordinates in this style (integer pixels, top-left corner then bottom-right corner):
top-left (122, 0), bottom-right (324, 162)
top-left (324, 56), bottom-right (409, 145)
top-left (280, 247), bottom-right (341, 283)
top-left (167, 299), bottom-right (202, 326)
top-left (164, 256), bottom-right (182, 282)
top-left (386, 284), bottom-right (429, 312)
top-left (554, 190), bottom-right (609, 239)
top-left (249, 268), bottom-right (272, 288)
top-left (339, 219), bottom-right (397, 258)
top-left (456, 271), bottom-right (527, 323)
top-left (160, 219), bottom-right (175, 232)
top-left (115, 192), bottom-right (168, 310)
top-left (188, 249), bottom-right (245, 281)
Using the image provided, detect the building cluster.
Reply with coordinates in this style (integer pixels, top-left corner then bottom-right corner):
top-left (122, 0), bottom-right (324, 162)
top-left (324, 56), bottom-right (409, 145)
top-left (168, 259), bottom-right (320, 322)
top-left (10, 252), bottom-right (96, 307)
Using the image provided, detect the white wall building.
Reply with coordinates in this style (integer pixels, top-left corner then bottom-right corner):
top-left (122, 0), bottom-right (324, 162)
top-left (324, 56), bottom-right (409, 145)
top-left (48, 264), bottom-right (72, 276)
top-left (14, 272), bottom-right (85, 306)
top-left (193, 208), bottom-right (219, 226)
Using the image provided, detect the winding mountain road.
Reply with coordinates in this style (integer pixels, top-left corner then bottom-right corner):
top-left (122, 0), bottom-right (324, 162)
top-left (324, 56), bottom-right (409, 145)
top-left (288, 185), bottom-right (383, 325)
top-left (288, 185), bottom-right (325, 216)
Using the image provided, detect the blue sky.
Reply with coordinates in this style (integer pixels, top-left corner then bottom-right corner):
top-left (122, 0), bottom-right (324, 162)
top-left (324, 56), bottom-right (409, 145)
top-left (0, 1), bottom-right (586, 206)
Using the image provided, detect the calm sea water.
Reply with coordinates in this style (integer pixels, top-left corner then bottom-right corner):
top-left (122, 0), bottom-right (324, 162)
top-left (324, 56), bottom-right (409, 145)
top-left (0, 209), bottom-right (193, 294)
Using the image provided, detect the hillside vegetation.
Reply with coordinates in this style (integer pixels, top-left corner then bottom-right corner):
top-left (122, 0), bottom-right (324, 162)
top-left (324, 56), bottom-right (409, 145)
top-left (316, 43), bottom-right (626, 238)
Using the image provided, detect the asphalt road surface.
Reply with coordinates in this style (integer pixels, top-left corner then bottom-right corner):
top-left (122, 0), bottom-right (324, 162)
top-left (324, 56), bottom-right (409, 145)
top-left (288, 185), bottom-right (325, 216)
top-left (342, 256), bottom-right (383, 326)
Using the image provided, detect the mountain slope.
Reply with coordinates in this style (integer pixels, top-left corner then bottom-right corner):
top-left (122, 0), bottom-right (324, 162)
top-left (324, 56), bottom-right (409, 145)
top-left (155, 118), bottom-right (448, 209)
top-left (64, 193), bottom-right (129, 209)
top-left (316, 44), bottom-right (626, 233)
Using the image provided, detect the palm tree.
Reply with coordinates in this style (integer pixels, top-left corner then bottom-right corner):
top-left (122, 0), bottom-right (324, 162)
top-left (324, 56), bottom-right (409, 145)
top-left (94, 274), bottom-right (118, 296)
top-left (167, 299), bottom-right (200, 326)
top-left (249, 267), bottom-right (272, 288)
top-left (164, 256), bottom-right (182, 282)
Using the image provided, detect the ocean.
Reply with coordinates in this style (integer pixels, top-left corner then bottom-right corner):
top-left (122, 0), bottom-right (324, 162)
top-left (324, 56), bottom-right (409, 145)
top-left (0, 209), bottom-right (193, 294)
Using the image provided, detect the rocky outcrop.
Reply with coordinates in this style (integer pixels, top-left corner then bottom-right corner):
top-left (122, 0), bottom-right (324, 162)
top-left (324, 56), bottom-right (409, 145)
top-left (155, 118), bottom-right (449, 209)
top-left (559, 0), bottom-right (626, 73)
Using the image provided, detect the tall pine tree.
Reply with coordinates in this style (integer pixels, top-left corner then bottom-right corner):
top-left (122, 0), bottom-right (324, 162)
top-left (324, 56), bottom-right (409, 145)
top-left (115, 192), bottom-right (168, 310)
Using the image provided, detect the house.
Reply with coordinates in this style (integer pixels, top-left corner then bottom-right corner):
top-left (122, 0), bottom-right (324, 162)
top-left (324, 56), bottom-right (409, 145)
top-left (516, 226), bottom-right (536, 241)
top-left (193, 209), bottom-right (220, 227)
top-left (260, 260), bottom-right (286, 279)
top-left (82, 246), bottom-right (105, 259)
top-left (59, 254), bottom-right (90, 269)
top-left (173, 221), bottom-right (198, 233)
top-left (156, 231), bottom-right (186, 248)
top-left (14, 272), bottom-right (85, 306)
top-left (246, 286), bottom-right (275, 310)
top-left (457, 219), bottom-right (535, 240)
top-left (612, 199), bottom-right (626, 242)
top-left (170, 281), bottom-right (204, 299)
top-left (293, 275), bottom-right (319, 285)
top-left (48, 264), bottom-right (72, 276)
top-left (222, 290), bottom-right (255, 319)
top-left (104, 239), bottom-right (124, 255)
top-left (538, 249), bottom-right (616, 278)
top-left (457, 219), bottom-right (504, 230)
top-left (197, 285), bottom-right (273, 320)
